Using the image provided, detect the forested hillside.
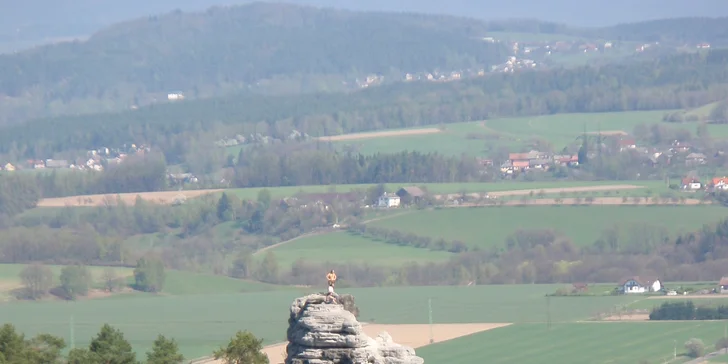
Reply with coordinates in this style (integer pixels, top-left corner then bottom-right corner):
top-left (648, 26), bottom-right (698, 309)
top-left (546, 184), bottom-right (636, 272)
top-left (3, 49), bottom-right (728, 164)
top-left (0, 2), bottom-right (508, 125)
top-left (581, 17), bottom-right (728, 44)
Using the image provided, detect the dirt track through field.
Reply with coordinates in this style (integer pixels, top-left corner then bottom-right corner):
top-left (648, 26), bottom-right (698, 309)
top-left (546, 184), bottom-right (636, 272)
top-left (194, 323), bottom-right (510, 364)
top-left (317, 128), bottom-right (441, 142)
top-left (447, 197), bottom-right (706, 206)
top-left (36, 189), bottom-right (223, 207)
top-left (647, 295), bottom-right (728, 300)
top-left (435, 184), bottom-right (644, 200)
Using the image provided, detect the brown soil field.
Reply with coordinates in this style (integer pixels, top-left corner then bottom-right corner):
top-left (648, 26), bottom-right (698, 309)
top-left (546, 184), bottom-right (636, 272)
top-left (317, 128), bottom-right (441, 142)
top-left (600, 313), bottom-right (650, 321)
top-left (443, 197), bottom-right (705, 207)
top-left (36, 189), bottom-right (223, 207)
top-left (434, 184), bottom-right (643, 200)
top-left (195, 323), bottom-right (510, 364)
top-left (488, 184), bottom-right (643, 197)
top-left (586, 130), bottom-right (628, 136)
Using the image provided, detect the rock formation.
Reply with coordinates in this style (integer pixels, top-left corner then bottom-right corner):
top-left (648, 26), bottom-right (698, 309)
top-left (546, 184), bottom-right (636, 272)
top-left (285, 293), bottom-right (425, 364)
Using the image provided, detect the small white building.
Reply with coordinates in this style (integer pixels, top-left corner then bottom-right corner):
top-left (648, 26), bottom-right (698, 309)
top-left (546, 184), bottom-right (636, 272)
top-left (167, 92), bottom-right (185, 101)
top-left (377, 193), bottom-right (400, 208)
top-left (619, 276), bottom-right (661, 294)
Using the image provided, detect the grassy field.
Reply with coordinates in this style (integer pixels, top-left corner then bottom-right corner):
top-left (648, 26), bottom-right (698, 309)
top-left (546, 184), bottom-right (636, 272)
top-left (1, 284), bottom-right (634, 359)
top-left (417, 321), bottom-right (728, 364)
top-left (0, 263), bottom-right (294, 301)
top-left (264, 231), bottom-right (454, 267)
top-left (484, 110), bottom-right (670, 148)
top-left (627, 297), bottom-right (728, 310)
top-left (223, 180), bottom-right (665, 200)
top-left (321, 110), bottom-right (681, 158)
top-left (0, 264), bottom-right (135, 300)
top-left (368, 205), bottom-right (728, 248)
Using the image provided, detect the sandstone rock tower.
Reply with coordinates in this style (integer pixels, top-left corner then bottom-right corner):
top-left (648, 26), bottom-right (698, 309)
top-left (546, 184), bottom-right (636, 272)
top-left (285, 293), bottom-right (425, 364)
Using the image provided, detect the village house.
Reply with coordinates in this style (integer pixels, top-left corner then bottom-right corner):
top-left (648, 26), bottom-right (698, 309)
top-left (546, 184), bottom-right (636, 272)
top-left (720, 277), bottom-right (728, 294)
top-left (671, 141), bottom-right (692, 154)
top-left (45, 159), bottom-right (69, 169)
top-left (618, 138), bottom-right (636, 152)
top-left (2, 163), bottom-right (16, 171)
top-left (681, 177), bottom-right (702, 190)
top-left (618, 276), bottom-right (662, 294)
top-left (508, 150), bottom-right (550, 172)
top-left (713, 177), bottom-right (728, 191)
top-left (378, 193), bottom-right (401, 208)
top-left (396, 186), bottom-right (426, 205)
top-left (685, 153), bottom-right (707, 166)
top-left (553, 154), bottom-right (579, 167)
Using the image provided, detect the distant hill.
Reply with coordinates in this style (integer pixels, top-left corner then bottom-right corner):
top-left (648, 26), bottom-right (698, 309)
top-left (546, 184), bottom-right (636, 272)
top-left (0, 2), bottom-right (509, 125)
top-left (581, 17), bottom-right (728, 45)
top-left (3, 48), bottom-right (728, 163)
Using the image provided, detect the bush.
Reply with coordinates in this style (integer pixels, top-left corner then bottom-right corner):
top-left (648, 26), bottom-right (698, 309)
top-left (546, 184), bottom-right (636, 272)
top-left (685, 338), bottom-right (705, 358)
top-left (716, 337), bottom-right (728, 352)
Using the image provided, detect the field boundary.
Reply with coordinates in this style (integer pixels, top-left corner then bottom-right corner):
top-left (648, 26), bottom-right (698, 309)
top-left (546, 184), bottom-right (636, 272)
top-left (316, 128), bottom-right (442, 142)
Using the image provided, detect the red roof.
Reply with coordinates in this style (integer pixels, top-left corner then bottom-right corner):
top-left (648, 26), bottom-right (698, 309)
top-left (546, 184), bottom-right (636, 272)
top-left (509, 153), bottom-right (529, 161)
top-left (513, 160), bottom-right (530, 168)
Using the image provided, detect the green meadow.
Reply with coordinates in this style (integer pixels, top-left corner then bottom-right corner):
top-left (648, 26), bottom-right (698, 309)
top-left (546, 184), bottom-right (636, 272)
top-left (1, 284), bottom-right (633, 359)
top-left (325, 110), bottom-right (680, 158)
top-left (264, 231), bottom-right (454, 267)
top-left (418, 321), bottom-right (728, 364)
top-left (221, 180), bottom-right (663, 200)
top-left (627, 297), bottom-right (728, 310)
top-left (368, 205), bottom-right (728, 248)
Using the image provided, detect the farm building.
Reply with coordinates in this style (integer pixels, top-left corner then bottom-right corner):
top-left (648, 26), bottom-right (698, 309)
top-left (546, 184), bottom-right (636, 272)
top-left (681, 177), bottom-right (702, 190)
top-left (378, 193), bottom-right (400, 208)
top-left (396, 186), bottom-right (426, 204)
top-left (720, 277), bottom-right (728, 294)
top-left (618, 276), bottom-right (661, 294)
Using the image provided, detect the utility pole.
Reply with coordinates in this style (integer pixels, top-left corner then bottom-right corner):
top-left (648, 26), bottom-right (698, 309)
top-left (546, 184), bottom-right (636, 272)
top-left (674, 339), bottom-right (676, 359)
top-left (70, 315), bottom-right (75, 350)
top-left (428, 298), bottom-right (434, 344)
top-left (546, 296), bottom-right (551, 330)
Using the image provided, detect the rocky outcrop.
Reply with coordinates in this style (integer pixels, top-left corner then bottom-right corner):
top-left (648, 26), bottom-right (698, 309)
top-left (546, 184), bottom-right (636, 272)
top-left (285, 293), bottom-right (425, 364)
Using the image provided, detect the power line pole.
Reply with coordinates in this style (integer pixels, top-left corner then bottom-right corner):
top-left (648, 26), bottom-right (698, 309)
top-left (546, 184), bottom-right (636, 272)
top-left (674, 339), bottom-right (676, 359)
top-left (546, 296), bottom-right (551, 330)
top-left (428, 298), bottom-right (434, 344)
top-left (70, 315), bottom-right (75, 350)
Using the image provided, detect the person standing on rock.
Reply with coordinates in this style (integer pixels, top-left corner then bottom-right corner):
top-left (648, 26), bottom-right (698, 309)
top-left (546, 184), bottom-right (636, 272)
top-left (326, 269), bottom-right (337, 289)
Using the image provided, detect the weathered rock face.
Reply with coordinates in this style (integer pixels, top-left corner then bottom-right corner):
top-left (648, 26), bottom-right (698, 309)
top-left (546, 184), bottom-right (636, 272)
top-left (285, 293), bottom-right (425, 364)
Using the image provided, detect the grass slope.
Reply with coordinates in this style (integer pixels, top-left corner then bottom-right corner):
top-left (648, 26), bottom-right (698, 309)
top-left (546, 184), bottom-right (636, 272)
top-left (324, 110), bottom-right (676, 158)
top-left (223, 180), bottom-right (661, 200)
top-left (369, 205), bottom-right (728, 248)
top-left (418, 321), bottom-right (728, 364)
top-left (266, 231), bottom-right (454, 267)
top-left (2, 284), bottom-right (633, 359)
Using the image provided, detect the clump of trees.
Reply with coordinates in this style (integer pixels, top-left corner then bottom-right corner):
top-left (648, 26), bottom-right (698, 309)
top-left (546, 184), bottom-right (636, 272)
top-left (213, 330), bottom-right (269, 364)
top-left (1, 322), bottom-right (271, 364)
top-left (134, 257), bottom-right (166, 293)
top-left (347, 224), bottom-right (468, 253)
top-left (649, 301), bottom-right (728, 321)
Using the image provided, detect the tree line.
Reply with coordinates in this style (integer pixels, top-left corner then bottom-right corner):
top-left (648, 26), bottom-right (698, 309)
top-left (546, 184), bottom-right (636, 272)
top-left (3, 48), bottom-right (728, 162)
top-left (0, 322), bottom-right (268, 364)
top-left (649, 301), bottom-right (728, 321)
top-left (347, 223), bottom-right (469, 253)
top-left (232, 147), bottom-right (489, 188)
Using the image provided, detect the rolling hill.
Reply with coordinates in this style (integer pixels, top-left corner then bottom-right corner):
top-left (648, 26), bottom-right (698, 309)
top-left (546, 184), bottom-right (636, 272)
top-left (0, 2), bottom-right (509, 125)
